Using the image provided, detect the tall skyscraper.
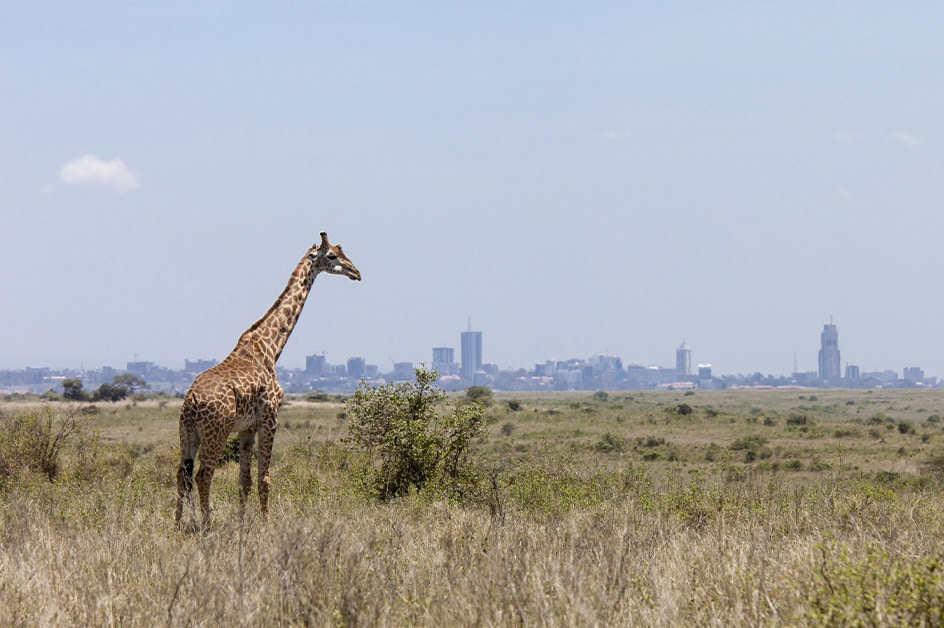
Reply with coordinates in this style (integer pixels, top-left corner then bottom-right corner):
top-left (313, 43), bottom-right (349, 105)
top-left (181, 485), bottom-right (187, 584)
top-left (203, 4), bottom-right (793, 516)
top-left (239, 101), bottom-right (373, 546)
top-left (818, 320), bottom-right (841, 383)
top-left (460, 327), bottom-right (482, 379)
top-left (676, 340), bottom-right (692, 379)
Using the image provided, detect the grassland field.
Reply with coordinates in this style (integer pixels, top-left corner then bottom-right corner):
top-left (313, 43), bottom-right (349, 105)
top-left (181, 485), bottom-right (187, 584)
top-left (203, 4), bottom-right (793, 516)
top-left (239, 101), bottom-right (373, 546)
top-left (2, 387), bottom-right (944, 625)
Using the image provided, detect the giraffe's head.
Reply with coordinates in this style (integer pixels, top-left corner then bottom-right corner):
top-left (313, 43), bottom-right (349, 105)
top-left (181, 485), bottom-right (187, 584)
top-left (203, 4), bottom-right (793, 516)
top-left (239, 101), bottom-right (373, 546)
top-left (309, 232), bottom-right (361, 281)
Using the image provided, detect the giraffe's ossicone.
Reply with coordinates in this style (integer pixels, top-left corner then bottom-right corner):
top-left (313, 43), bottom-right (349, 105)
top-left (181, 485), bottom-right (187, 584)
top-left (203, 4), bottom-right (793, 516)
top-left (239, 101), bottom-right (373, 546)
top-left (175, 232), bottom-right (360, 530)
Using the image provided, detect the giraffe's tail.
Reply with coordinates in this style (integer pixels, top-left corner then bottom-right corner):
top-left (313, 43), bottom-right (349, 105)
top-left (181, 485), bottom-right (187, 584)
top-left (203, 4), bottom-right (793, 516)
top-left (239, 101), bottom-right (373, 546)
top-left (176, 402), bottom-right (200, 527)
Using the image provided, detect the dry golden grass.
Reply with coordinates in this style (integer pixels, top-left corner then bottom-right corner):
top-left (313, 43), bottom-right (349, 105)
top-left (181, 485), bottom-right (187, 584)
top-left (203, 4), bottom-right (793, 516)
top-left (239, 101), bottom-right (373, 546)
top-left (2, 388), bottom-right (944, 625)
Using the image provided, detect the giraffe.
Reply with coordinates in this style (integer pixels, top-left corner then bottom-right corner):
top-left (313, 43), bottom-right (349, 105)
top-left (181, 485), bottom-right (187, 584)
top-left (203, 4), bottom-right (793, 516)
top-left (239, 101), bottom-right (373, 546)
top-left (175, 232), bottom-right (361, 529)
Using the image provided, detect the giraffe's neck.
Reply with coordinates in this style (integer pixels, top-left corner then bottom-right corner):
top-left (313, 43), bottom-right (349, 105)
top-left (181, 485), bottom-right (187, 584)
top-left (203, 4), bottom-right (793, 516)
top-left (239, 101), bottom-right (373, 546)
top-left (235, 254), bottom-right (319, 367)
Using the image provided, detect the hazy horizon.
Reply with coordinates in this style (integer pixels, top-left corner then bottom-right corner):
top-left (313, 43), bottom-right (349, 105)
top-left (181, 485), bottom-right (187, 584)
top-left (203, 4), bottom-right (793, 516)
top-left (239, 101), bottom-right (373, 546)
top-left (0, 318), bottom-right (926, 381)
top-left (3, 4), bottom-right (943, 378)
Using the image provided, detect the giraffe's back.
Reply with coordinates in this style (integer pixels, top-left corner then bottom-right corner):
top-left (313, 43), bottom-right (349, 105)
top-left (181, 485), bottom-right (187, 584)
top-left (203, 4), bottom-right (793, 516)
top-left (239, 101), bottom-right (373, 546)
top-left (182, 358), bottom-right (277, 434)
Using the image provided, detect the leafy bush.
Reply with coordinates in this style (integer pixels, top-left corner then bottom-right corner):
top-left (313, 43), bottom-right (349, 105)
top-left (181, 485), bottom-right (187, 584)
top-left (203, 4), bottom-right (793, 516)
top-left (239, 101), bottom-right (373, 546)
top-left (635, 436), bottom-right (666, 449)
top-left (595, 432), bottom-right (627, 453)
top-left (465, 386), bottom-right (493, 407)
top-left (807, 542), bottom-right (944, 625)
top-left (0, 407), bottom-right (79, 483)
top-left (729, 435), bottom-right (769, 451)
top-left (787, 412), bottom-right (810, 425)
top-left (346, 367), bottom-right (487, 501)
top-left (676, 403), bottom-right (693, 415)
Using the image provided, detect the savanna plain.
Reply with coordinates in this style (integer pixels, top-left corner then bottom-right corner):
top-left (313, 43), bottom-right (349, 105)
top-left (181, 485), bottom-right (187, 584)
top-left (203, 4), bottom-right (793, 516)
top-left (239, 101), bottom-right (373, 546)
top-left (3, 386), bottom-right (944, 626)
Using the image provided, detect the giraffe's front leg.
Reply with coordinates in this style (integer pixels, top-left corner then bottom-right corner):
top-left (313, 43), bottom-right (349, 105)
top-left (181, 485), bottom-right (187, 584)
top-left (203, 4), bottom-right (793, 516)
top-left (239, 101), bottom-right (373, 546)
top-left (237, 429), bottom-right (256, 518)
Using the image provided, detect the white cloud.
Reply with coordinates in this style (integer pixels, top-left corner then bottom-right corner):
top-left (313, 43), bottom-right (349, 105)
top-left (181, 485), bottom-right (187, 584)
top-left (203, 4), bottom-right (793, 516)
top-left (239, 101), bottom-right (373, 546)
top-left (59, 154), bottom-right (141, 192)
top-left (887, 132), bottom-right (923, 147)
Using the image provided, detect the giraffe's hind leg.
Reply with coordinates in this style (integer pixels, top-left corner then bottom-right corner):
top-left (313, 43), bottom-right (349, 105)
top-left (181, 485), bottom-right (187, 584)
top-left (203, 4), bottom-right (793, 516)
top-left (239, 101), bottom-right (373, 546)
top-left (175, 417), bottom-right (200, 529)
top-left (237, 428), bottom-right (256, 518)
top-left (193, 429), bottom-right (230, 530)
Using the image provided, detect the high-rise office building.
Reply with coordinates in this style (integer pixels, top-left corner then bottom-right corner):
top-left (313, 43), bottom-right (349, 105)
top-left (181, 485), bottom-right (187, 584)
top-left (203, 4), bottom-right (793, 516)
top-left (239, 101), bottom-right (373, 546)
top-left (676, 340), bottom-right (692, 379)
top-left (460, 329), bottom-right (482, 379)
top-left (432, 347), bottom-right (456, 375)
top-left (347, 357), bottom-right (366, 380)
top-left (305, 354), bottom-right (326, 377)
top-left (818, 321), bottom-right (841, 383)
top-left (903, 366), bottom-right (925, 384)
top-left (845, 364), bottom-right (860, 380)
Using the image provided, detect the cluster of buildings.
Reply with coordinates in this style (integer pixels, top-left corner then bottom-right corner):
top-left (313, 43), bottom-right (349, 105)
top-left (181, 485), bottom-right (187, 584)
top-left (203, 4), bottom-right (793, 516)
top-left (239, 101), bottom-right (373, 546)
top-left (806, 320), bottom-right (933, 388)
top-left (0, 321), bottom-right (937, 395)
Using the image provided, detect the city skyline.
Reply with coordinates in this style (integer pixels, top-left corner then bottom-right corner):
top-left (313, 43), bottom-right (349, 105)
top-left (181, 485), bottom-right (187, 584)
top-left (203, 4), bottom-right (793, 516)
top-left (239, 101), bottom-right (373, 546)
top-left (2, 319), bottom-right (935, 389)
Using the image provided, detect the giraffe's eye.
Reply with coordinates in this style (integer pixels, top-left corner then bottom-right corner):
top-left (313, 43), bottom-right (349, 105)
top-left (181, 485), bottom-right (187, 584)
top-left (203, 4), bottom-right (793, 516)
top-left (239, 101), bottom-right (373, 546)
top-left (326, 252), bottom-right (338, 260)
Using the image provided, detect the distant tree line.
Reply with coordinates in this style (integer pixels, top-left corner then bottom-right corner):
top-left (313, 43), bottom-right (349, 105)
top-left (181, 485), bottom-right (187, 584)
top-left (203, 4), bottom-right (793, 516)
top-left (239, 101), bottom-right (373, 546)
top-left (61, 374), bottom-right (148, 402)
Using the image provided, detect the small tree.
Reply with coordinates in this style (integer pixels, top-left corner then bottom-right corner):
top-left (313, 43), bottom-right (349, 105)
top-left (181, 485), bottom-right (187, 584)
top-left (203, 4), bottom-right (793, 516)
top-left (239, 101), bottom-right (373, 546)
top-left (62, 378), bottom-right (87, 401)
top-left (91, 382), bottom-right (128, 402)
top-left (346, 367), bottom-right (487, 500)
top-left (113, 373), bottom-right (147, 394)
top-left (90, 374), bottom-right (147, 402)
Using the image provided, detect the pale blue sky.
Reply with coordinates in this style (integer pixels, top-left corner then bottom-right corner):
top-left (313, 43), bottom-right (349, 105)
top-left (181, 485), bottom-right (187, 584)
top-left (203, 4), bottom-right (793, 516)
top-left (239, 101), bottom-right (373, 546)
top-left (2, 3), bottom-right (943, 377)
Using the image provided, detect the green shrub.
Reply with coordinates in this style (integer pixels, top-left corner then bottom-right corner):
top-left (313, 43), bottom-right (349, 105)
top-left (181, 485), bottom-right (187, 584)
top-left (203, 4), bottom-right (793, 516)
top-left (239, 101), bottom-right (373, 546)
top-left (346, 368), bottom-right (487, 501)
top-left (465, 386), bottom-right (493, 407)
top-left (595, 432), bottom-right (626, 453)
top-left (635, 436), bottom-right (666, 449)
top-left (729, 435), bottom-right (769, 451)
top-left (787, 412), bottom-right (810, 425)
top-left (807, 542), bottom-right (944, 625)
top-left (785, 459), bottom-right (804, 471)
top-left (0, 407), bottom-right (79, 483)
top-left (219, 435), bottom-right (241, 464)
